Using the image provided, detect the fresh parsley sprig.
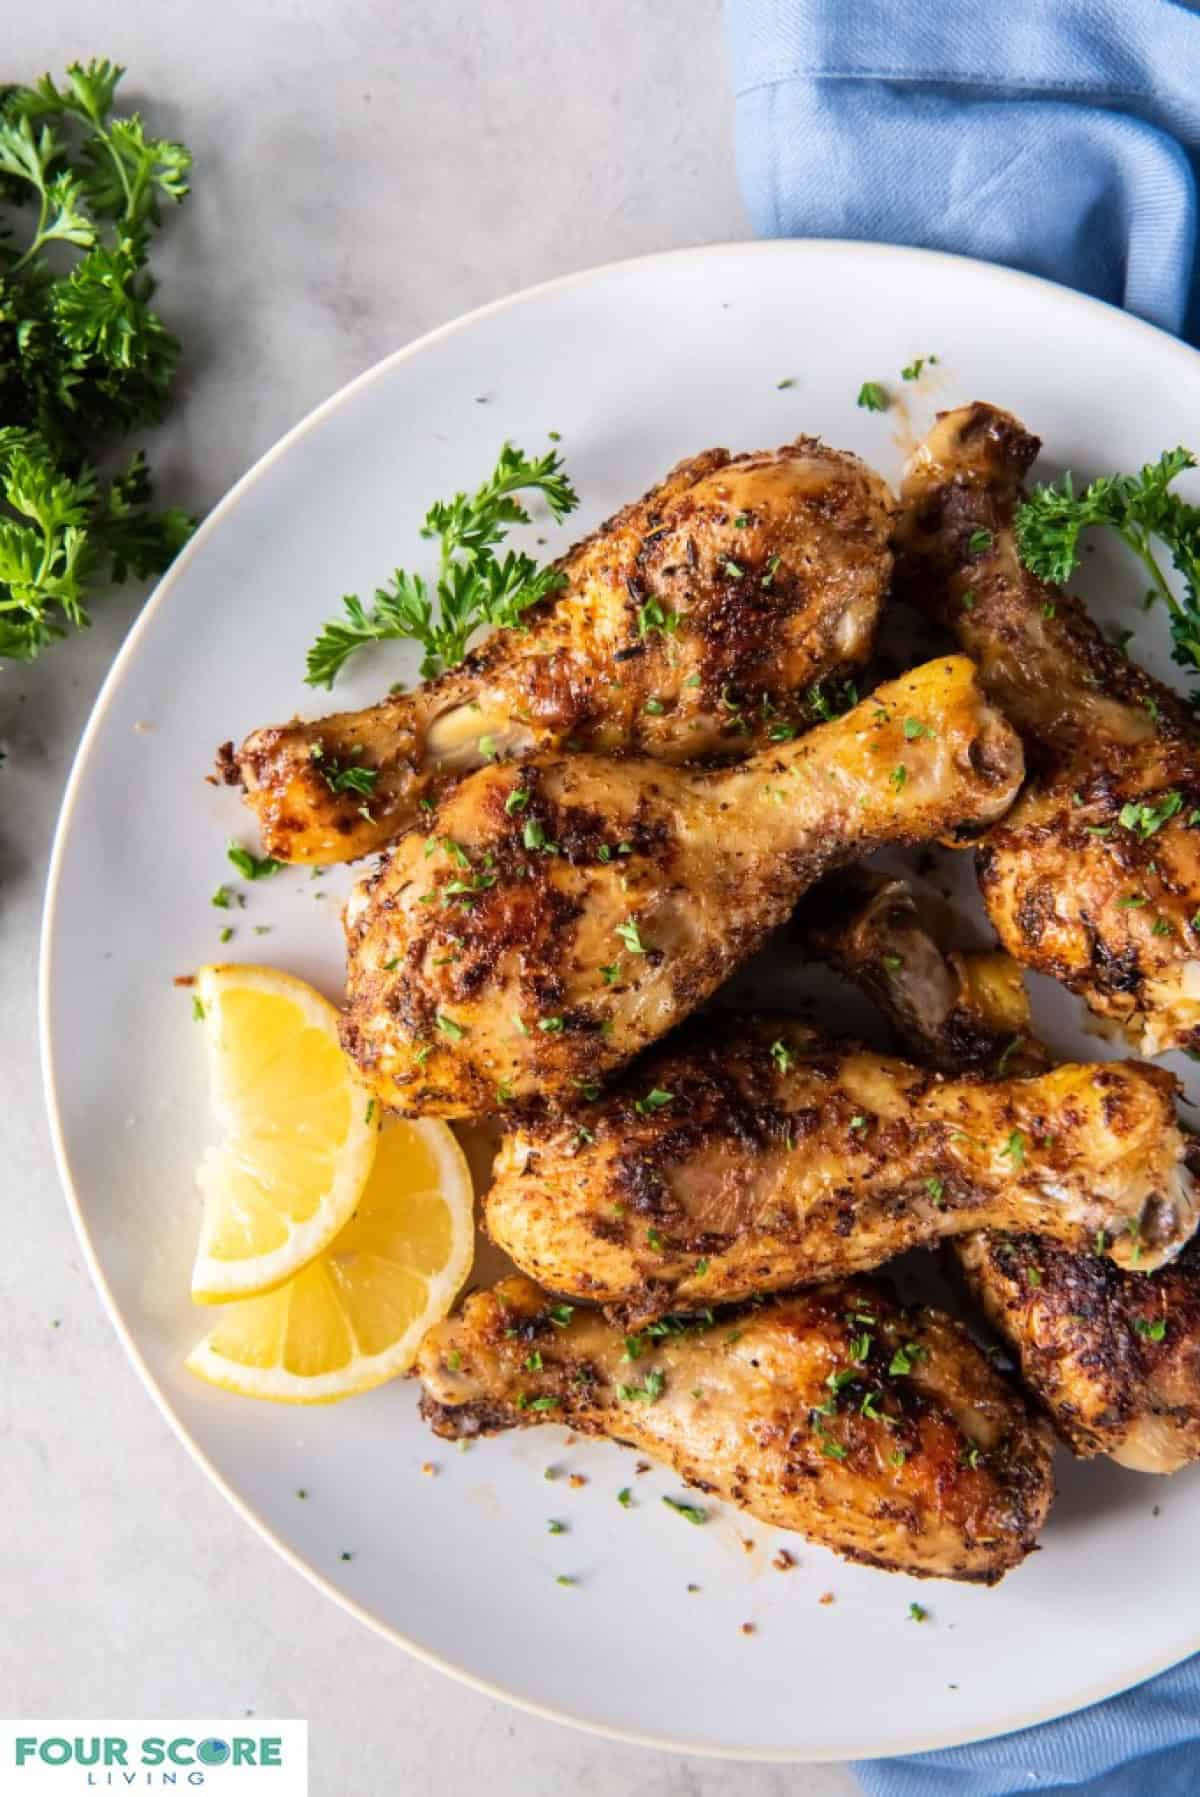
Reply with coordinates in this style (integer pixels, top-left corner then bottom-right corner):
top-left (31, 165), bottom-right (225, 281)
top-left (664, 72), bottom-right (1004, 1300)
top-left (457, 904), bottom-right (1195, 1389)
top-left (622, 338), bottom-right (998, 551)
top-left (0, 59), bottom-right (193, 663)
top-left (305, 443), bottom-right (579, 687)
top-left (1015, 449), bottom-right (1200, 683)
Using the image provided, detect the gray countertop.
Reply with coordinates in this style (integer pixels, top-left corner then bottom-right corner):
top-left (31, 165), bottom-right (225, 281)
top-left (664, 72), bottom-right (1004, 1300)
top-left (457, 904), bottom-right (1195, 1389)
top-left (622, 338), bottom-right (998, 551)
top-left (2, 5), bottom-right (856, 1791)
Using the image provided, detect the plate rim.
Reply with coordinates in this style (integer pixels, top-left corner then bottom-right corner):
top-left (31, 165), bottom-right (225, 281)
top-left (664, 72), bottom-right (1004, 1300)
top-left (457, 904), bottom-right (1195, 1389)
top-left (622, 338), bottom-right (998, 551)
top-left (38, 236), bottom-right (1200, 1762)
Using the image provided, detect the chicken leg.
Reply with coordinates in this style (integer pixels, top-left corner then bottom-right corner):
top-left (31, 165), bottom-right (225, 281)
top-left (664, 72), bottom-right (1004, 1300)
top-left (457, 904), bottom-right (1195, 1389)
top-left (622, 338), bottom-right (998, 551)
top-left (222, 437), bottom-right (895, 863)
top-left (483, 1017), bottom-right (1195, 1318)
top-left (341, 655), bottom-right (1023, 1115)
top-left (416, 1275), bottom-right (1054, 1584)
top-left (894, 401), bottom-right (1200, 1056)
top-left (805, 868), bottom-right (1200, 1473)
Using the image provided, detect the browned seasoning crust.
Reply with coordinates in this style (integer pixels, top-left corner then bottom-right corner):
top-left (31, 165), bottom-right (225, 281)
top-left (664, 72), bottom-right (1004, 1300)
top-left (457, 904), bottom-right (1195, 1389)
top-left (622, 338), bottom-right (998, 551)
top-left (804, 867), bottom-right (1200, 1472)
top-left (894, 400), bottom-right (1200, 1057)
top-left (224, 437), bottom-right (896, 863)
top-left (482, 1016), bottom-right (1195, 1321)
top-left (340, 656), bottom-right (1023, 1117)
top-left (415, 1275), bottom-right (1055, 1584)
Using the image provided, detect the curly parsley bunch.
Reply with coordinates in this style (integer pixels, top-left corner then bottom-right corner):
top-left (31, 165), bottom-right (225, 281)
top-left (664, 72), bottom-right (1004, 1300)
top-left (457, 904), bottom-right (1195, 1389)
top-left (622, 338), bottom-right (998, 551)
top-left (0, 58), bottom-right (194, 662)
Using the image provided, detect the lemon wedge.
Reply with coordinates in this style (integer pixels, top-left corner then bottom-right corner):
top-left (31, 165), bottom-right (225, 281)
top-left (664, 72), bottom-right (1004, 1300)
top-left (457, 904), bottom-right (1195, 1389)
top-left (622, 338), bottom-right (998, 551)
top-left (185, 1113), bottom-right (475, 1402)
top-left (190, 963), bottom-right (379, 1303)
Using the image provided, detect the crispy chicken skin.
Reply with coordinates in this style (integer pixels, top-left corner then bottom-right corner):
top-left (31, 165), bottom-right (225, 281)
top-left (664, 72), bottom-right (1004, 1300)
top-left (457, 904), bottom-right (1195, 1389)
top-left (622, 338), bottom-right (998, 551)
top-left (416, 1275), bottom-right (1054, 1583)
top-left (894, 401), bottom-right (1200, 1056)
top-left (807, 869), bottom-right (1200, 1472)
top-left (341, 656), bottom-right (1023, 1116)
top-left (222, 438), bottom-right (896, 863)
top-left (483, 1018), bottom-right (1194, 1319)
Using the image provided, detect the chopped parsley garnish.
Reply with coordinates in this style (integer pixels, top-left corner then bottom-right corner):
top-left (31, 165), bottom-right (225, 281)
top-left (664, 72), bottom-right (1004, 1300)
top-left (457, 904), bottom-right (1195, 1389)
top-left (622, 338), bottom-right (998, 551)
top-left (505, 785), bottom-right (529, 814)
top-left (617, 1487), bottom-right (632, 1508)
top-left (637, 595), bottom-right (678, 638)
top-left (770, 1038), bottom-right (794, 1075)
top-left (903, 717), bottom-right (936, 740)
top-left (967, 528), bottom-right (994, 556)
top-left (1000, 1129), bottom-right (1027, 1168)
top-left (857, 381), bottom-right (889, 412)
top-left (634, 1087), bottom-right (674, 1115)
top-left (312, 749), bottom-right (378, 797)
top-left (900, 355), bottom-right (936, 382)
top-left (889, 1343), bottom-right (925, 1376)
top-left (546, 1303), bottom-right (574, 1327)
top-left (515, 1393), bottom-right (560, 1412)
top-left (961, 590), bottom-right (976, 611)
top-left (908, 1602), bottom-right (929, 1622)
top-left (617, 1369), bottom-right (665, 1404)
top-left (599, 963), bottom-right (620, 985)
top-left (1117, 893), bottom-right (1148, 909)
top-left (1119, 790), bottom-right (1183, 839)
top-left (1134, 1316), bottom-right (1168, 1342)
top-left (211, 885), bottom-right (232, 909)
top-left (890, 764), bottom-right (907, 792)
top-left (523, 817), bottom-right (550, 852)
top-left (615, 919), bottom-right (647, 954)
top-left (547, 1519), bottom-right (565, 1534)
top-left (925, 1177), bottom-right (944, 1201)
top-left (723, 559), bottom-right (745, 579)
top-left (662, 1496), bottom-right (707, 1525)
top-left (646, 1227), bottom-right (666, 1251)
top-left (191, 996), bottom-right (206, 1022)
top-left (883, 953), bottom-right (903, 973)
top-left (538, 1015), bottom-right (564, 1033)
top-left (227, 841), bottom-right (283, 881)
top-left (434, 1012), bottom-right (466, 1041)
top-left (643, 697), bottom-right (666, 716)
top-left (218, 926), bottom-right (233, 943)
top-left (305, 443), bottom-right (579, 686)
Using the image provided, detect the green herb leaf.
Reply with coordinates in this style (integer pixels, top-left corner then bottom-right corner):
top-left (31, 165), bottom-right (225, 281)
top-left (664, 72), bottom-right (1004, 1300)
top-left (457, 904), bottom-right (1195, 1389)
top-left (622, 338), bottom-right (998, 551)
top-left (662, 1495), bottom-right (707, 1525)
top-left (1015, 449), bottom-right (1200, 685)
top-left (227, 841), bottom-right (284, 881)
top-left (857, 381), bottom-right (889, 413)
top-left (617, 1369), bottom-right (665, 1404)
top-left (305, 443), bottom-right (579, 686)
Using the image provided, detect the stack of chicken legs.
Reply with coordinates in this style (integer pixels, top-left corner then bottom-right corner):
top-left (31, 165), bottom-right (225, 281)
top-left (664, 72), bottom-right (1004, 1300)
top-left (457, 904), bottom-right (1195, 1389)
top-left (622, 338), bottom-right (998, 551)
top-left (222, 406), bottom-right (1200, 1583)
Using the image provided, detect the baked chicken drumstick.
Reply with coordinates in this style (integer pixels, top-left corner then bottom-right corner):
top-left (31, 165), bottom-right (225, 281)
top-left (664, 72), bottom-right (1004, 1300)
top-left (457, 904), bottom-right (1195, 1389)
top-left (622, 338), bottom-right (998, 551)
top-left (806, 868), bottom-right (1200, 1473)
top-left (223, 437), bottom-right (895, 863)
top-left (483, 1018), bottom-right (1195, 1318)
top-left (895, 401), bottom-right (1200, 1056)
top-left (417, 1275), bottom-right (1054, 1583)
top-left (342, 656), bottom-right (1022, 1115)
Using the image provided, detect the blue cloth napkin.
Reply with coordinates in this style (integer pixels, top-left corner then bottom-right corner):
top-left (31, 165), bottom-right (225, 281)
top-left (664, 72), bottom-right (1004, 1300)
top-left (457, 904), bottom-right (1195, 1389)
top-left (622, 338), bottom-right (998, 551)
top-left (723, 2), bottom-right (1200, 1791)
top-left (725, 0), bottom-right (1200, 343)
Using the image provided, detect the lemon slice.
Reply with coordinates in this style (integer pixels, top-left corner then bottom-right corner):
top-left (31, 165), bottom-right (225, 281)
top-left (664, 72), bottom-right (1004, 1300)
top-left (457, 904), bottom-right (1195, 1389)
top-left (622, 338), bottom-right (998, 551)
top-left (185, 1115), bottom-right (475, 1402)
top-left (190, 963), bottom-right (379, 1303)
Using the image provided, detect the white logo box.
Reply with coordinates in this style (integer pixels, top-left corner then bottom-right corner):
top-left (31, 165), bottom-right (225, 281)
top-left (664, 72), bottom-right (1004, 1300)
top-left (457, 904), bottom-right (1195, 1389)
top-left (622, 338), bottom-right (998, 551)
top-left (0, 1723), bottom-right (307, 1795)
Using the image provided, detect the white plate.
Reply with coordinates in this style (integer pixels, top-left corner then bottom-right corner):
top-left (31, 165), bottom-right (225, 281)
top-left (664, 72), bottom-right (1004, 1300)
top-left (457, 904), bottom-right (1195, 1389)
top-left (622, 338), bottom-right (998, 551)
top-left (41, 241), bottom-right (1200, 1761)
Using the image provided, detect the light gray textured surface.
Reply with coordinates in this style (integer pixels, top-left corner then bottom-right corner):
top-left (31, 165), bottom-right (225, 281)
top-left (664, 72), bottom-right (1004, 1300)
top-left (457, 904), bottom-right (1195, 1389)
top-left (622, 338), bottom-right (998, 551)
top-left (2, 4), bottom-right (856, 1791)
